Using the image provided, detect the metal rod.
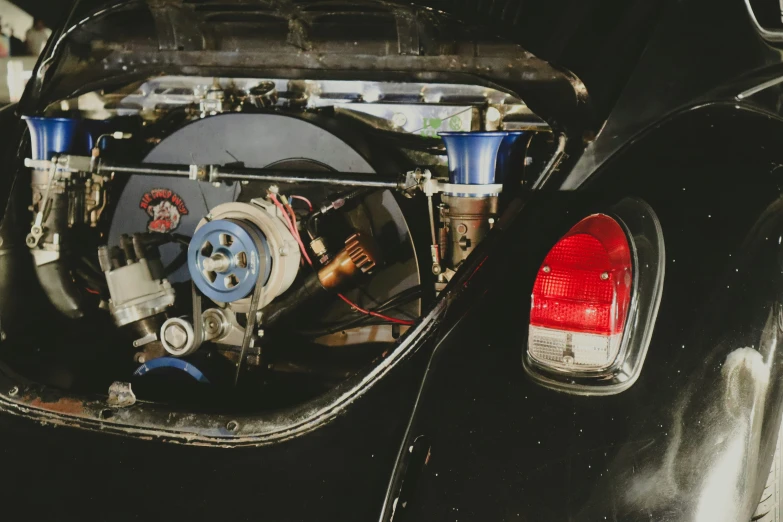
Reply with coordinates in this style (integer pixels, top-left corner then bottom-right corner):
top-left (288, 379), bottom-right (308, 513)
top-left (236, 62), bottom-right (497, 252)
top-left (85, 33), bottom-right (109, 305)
top-left (531, 133), bottom-right (567, 190)
top-left (99, 164), bottom-right (190, 177)
top-left (216, 167), bottom-right (400, 188)
top-left (98, 161), bottom-right (402, 189)
top-left (736, 75), bottom-right (783, 100)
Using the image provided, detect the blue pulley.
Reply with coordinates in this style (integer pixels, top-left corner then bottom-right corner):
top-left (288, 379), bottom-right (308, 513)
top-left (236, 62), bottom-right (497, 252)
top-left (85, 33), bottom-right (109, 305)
top-left (439, 131), bottom-right (510, 185)
top-left (134, 357), bottom-right (210, 383)
top-left (188, 218), bottom-right (272, 303)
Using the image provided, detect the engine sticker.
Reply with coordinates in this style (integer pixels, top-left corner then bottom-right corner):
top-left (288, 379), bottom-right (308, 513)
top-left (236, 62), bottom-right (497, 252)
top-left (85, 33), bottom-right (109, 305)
top-left (139, 188), bottom-right (189, 233)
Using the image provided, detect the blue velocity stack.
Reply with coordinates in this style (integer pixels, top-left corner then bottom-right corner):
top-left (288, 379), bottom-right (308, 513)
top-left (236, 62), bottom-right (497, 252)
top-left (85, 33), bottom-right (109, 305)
top-left (23, 116), bottom-right (84, 161)
top-left (439, 131), bottom-right (509, 186)
top-left (495, 131), bottom-right (529, 184)
top-left (436, 131), bottom-right (515, 274)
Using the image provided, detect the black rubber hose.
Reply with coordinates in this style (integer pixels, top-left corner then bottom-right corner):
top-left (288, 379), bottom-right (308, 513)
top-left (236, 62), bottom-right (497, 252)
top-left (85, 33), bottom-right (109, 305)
top-left (306, 211), bottom-right (321, 239)
top-left (261, 273), bottom-right (329, 328)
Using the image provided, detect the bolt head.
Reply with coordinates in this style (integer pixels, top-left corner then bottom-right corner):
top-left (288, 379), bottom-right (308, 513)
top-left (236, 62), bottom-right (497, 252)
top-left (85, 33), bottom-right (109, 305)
top-left (542, 265), bottom-right (551, 273)
top-left (486, 107), bottom-right (501, 123)
top-left (392, 113), bottom-right (408, 128)
top-left (600, 272), bottom-right (609, 280)
top-left (164, 324), bottom-right (188, 349)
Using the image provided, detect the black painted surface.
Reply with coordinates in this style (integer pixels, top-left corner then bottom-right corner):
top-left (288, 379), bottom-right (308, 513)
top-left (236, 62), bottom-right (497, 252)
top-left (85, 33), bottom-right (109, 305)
top-left (392, 105), bottom-right (783, 521)
top-left (0, 343), bottom-right (430, 522)
top-left (4, 0), bottom-right (783, 520)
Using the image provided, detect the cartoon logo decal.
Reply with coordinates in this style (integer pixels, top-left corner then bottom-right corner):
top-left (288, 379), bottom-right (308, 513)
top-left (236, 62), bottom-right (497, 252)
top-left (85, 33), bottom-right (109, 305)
top-left (139, 188), bottom-right (189, 233)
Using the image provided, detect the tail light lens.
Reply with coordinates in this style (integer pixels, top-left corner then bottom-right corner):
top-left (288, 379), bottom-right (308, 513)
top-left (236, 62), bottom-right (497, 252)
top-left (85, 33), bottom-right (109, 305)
top-left (528, 214), bottom-right (633, 372)
top-left (524, 200), bottom-right (664, 395)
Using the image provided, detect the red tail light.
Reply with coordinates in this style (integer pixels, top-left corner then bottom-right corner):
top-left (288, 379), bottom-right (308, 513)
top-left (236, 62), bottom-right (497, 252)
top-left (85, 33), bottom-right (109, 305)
top-left (528, 214), bottom-right (633, 371)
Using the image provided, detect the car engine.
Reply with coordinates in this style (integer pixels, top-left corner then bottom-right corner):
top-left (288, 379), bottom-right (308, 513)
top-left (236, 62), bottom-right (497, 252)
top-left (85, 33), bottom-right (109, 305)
top-left (9, 76), bottom-right (552, 410)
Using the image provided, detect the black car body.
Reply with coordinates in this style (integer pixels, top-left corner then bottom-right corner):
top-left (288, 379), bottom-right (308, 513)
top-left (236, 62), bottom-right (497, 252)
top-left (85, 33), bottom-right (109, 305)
top-left (1, 0), bottom-right (783, 521)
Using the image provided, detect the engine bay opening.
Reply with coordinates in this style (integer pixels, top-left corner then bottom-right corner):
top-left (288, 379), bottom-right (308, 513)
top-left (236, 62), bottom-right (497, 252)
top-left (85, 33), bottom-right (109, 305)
top-left (1, 76), bottom-right (552, 421)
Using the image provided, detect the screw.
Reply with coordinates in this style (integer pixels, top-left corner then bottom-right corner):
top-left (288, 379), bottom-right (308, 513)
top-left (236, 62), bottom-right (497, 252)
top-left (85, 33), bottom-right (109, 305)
top-left (226, 420), bottom-right (239, 432)
top-left (457, 223), bottom-right (468, 235)
top-left (432, 263), bottom-right (442, 275)
top-left (392, 113), bottom-right (408, 128)
top-left (600, 272), bottom-right (609, 280)
top-left (542, 266), bottom-right (551, 273)
top-left (8, 386), bottom-right (18, 397)
top-left (486, 107), bottom-right (501, 124)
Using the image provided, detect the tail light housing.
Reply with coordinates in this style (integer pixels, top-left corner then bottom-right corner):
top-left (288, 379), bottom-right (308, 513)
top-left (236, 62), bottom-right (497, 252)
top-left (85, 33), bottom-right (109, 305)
top-left (524, 199), bottom-right (665, 395)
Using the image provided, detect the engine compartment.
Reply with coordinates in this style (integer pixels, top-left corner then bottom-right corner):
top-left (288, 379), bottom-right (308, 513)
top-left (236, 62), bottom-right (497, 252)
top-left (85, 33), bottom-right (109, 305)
top-left (3, 76), bottom-right (551, 416)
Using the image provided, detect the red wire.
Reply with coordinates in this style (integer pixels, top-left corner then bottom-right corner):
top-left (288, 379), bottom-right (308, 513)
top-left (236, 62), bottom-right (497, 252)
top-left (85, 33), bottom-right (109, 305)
top-left (269, 193), bottom-right (295, 231)
top-left (289, 195), bottom-right (314, 212)
top-left (270, 192), bottom-right (414, 327)
top-left (85, 287), bottom-right (100, 295)
top-left (283, 201), bottom-right (307, 267)
top-left (337, 293), bottom-right (415, 326)
top-left (284, 204), bottom-right (299, 240)
top-left (269, 193), bottom-right (313, 266)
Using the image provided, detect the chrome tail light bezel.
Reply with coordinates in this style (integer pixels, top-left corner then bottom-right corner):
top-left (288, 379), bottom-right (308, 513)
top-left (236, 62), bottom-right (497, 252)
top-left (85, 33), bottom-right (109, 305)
top-left (523, 197), bottom-right (666, 396)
